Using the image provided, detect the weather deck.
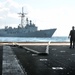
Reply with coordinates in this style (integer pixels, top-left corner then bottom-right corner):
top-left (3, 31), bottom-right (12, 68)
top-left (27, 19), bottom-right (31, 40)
top-left (2, 45), bottom-right (26, 75)
top-left (0, 42), bottom-right (75, 75)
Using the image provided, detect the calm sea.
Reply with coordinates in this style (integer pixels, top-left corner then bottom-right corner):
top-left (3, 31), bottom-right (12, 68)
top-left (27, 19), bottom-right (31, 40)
top-left (0, 36), bottom-right (69, 42)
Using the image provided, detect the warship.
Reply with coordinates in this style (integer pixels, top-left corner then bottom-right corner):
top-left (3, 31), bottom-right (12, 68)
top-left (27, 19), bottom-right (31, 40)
top-left (0, 7), bottom-right (56, 37)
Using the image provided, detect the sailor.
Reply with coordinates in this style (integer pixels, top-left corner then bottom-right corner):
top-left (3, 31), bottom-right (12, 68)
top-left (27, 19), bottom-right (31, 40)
top-left (69, 26), bottom-right (75, 48)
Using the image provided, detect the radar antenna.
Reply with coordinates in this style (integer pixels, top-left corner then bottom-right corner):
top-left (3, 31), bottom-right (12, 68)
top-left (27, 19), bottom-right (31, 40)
top-left (18, 7), bottom-right (27, 27)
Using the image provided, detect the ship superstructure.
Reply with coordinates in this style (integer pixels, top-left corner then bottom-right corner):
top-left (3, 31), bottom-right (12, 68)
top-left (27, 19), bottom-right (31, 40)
top-left (0, 7), bottom-right (56, 37)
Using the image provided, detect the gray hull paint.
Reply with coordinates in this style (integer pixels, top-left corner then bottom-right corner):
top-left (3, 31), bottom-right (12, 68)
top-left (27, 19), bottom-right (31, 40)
top-left (0, 29), bottom-right (56, 37)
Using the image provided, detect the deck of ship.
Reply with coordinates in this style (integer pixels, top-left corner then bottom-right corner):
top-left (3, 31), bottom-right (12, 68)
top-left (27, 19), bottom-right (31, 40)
top-left (0, 42), bottom-right (75, 75)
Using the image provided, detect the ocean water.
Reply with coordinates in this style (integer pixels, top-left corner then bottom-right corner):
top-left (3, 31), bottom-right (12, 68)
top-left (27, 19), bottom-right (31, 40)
top-left (0, 36), bottom-right (69, 42)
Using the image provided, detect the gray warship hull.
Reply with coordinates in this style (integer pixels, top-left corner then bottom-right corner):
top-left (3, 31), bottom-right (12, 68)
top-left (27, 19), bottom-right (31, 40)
top-left (0, 29), bottom-right (56, 37)
top-left (0, 7), bottom-right (57, 37)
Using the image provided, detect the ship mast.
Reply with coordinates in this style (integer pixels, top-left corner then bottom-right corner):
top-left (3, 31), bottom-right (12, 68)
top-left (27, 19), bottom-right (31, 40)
top-left (18, 7), bottom-right (27, 27)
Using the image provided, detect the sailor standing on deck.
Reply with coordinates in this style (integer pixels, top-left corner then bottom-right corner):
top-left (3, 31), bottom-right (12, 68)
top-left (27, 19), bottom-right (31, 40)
top-left (69, 26), bottom-right (75, 48)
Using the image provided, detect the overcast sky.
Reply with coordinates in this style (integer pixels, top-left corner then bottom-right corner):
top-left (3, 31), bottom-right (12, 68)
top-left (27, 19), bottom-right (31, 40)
top-left (0, 0), bottom-right (75, 36)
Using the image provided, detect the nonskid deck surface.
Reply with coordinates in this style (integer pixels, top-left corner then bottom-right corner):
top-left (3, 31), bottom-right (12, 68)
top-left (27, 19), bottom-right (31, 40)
top-left (2, 45), bottom-right (26, 75)
top-left (11, 44), bottom-right (75, 75)
top-left (0, 42), bottom-right (75, 75)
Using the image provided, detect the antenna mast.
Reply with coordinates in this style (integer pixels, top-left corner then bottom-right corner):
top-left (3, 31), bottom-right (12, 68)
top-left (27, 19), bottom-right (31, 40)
top-left (18, 7), bottom-right (27, 27)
